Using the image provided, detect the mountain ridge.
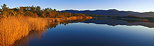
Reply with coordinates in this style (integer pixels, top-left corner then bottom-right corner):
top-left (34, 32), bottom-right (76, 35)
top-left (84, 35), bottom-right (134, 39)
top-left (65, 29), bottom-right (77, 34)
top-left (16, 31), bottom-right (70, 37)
top-left (61, 9), bottom-right (154, 17)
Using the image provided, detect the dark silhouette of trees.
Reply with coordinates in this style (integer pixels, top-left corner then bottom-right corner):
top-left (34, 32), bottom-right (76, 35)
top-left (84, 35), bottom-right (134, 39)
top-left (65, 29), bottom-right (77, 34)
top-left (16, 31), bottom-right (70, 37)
top-left (0, 8), bottom-right (2, 12)
top-left (2, 4), bottom-right (8, 11)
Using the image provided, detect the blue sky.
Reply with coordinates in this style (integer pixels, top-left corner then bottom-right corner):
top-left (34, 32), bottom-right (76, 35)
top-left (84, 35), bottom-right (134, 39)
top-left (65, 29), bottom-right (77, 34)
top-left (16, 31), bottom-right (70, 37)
top-left (0, 0), bottom-right (154, 12)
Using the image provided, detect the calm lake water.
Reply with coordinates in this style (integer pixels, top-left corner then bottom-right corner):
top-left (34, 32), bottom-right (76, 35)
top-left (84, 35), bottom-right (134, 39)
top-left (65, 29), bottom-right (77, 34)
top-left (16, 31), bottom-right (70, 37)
top-left (14, 18), bottom-right (154, 46)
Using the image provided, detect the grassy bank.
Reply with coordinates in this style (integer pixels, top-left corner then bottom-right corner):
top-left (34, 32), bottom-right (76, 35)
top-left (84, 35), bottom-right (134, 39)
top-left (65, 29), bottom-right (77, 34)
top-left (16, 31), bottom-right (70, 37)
top-left (0, 4), bottom-right (93, 46)
top-left (0, 16), bottom-right (48, 46)
top-left (0, 16), bottom-right (92, 46)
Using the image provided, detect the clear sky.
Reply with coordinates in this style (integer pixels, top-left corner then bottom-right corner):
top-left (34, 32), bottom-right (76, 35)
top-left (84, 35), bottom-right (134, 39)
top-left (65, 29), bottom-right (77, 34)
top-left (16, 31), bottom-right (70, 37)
top-left (0, 0), bottom-right (154, 12)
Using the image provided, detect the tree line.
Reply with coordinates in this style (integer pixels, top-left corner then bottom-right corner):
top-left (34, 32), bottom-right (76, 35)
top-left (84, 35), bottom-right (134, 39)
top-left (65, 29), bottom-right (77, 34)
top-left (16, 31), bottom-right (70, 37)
top-left (0, 4), bottom-right (87, 18)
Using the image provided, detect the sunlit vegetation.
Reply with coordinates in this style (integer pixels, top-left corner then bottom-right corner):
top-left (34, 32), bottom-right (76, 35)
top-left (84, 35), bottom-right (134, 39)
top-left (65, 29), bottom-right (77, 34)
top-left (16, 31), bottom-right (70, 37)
top-left (0, 16), bottom-right (48, 46)
top-left (0, 16), bottom-right (90, 46)
top-left (0, 4), bottom-right (92, 46)
top-left (0, 4), bottom-right (92, 18)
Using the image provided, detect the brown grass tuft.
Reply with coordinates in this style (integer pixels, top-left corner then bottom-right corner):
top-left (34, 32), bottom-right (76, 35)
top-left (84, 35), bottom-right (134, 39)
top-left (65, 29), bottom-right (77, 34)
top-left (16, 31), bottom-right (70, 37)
top-left (0, 16), bottom-right (48, 46)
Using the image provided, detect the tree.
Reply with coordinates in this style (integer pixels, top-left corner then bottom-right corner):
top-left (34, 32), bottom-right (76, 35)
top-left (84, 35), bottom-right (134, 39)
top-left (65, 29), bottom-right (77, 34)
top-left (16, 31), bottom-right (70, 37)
top-left (0, 8), bottom-right (2, 17)
top-left (0, 8), bottom-right (2, 13)
top-left (56, 15), bottom-right (64, 18)
top-left (44, 8), bottom-right (53, 12)
top-left (62, 12), bottom-right (72, 17)
top-left (40, 12), bottom-right (46, 18)
top-left (1, 4), bottom-right (8, 11)
top-left (0, 8), bottom-right (2, 11)
top-left (24, 11), bottom-right (38, 17)
top-left (36, 6), bottom-right (41, 11)
top-left (0, 4), bottom-right (89, 18)
top-left (48, 11), bottom-right (56, 18)
top-left (0, 4), bottom-right (11, 17)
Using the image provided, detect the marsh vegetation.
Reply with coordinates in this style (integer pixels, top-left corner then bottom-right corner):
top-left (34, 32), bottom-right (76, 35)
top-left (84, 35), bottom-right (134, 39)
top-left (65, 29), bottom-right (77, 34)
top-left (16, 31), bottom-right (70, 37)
top-left (0, 4), bottom-right (92, 46)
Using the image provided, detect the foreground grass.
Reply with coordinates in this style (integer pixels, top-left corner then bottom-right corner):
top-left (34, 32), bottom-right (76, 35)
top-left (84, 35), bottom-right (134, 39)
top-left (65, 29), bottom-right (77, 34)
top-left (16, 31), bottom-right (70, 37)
top-left (0, 16), bottom-right (48, 46)
top-left (0, 16), bottom-right (92, 46)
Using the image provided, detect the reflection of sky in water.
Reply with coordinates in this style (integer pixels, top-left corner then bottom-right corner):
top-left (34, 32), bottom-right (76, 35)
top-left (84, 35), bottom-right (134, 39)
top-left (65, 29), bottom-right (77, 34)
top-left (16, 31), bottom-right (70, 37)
top-left (28, 23), bottom-right (154, 46)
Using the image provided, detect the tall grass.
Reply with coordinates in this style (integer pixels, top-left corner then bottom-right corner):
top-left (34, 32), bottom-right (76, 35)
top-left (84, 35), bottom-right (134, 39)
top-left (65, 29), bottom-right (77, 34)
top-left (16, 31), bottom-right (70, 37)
top-left (0, 16), bottom-right (48, 46)
top-left (0, 16), bottom-right (92, 46)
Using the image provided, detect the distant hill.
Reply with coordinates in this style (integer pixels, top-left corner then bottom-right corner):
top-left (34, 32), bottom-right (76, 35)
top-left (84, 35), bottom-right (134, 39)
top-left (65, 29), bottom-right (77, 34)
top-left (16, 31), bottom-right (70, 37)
top-left (136, 12), bottom-right (154, 17)
top-left (61, 9), bottom-right (140, 16)
top-left (61, 9), bottom-right (154, 17)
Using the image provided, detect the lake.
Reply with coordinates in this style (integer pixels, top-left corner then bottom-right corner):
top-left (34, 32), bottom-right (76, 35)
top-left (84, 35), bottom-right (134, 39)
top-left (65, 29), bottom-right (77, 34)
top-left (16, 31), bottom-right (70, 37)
top-left (13, 18), bottom-right (154, 46)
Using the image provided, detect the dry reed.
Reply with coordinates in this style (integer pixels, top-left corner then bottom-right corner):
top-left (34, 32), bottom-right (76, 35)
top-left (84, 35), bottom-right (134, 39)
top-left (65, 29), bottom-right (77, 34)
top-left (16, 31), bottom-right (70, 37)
top-left (0, 16), bottom-right (48, 46)
top-left (0, 16), bottom-right (92, 46)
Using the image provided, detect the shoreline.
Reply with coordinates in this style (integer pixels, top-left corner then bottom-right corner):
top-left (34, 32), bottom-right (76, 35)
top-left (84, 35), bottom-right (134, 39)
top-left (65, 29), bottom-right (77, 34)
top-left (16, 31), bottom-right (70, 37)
top-left (0, 16), bottom-right (92, 46)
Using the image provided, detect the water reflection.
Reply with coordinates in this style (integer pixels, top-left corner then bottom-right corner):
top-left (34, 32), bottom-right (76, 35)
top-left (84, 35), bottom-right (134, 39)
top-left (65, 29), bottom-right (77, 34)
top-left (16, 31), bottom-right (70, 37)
top-left (84, 17), bottom-right (154, 28)
top-left (24, 23), bottom-right (154, 46)
top-left (12, 19), bottom-right (88, 46)
top-left (2, 17), bottom-right (154, 46)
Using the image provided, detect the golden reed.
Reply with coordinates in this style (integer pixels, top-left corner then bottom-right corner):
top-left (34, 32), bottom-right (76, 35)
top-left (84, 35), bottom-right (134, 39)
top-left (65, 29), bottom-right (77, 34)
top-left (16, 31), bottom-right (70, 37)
top-left (0, 16), bottom-right (48, 46)
top-left (0, 16), bottom-right (92, 46)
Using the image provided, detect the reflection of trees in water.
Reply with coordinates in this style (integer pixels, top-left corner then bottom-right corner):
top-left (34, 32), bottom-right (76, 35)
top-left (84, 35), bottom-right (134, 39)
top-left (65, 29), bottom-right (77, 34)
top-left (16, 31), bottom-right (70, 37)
top-left (84, 17), bottom-right (154, 28)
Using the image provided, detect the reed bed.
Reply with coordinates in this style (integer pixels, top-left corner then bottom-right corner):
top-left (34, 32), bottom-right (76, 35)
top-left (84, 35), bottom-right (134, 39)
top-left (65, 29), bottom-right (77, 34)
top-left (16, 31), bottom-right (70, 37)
top-left (0, 16), bottom-right (92, 46)
top-left (0, 16), bottom-right (48, 46)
